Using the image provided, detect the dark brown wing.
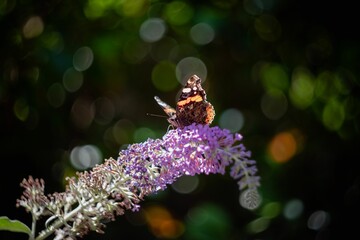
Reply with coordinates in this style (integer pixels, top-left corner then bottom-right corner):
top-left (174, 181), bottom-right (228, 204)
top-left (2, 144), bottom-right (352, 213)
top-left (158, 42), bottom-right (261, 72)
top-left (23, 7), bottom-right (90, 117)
top-left (175, 75), bottom-right (215, 127)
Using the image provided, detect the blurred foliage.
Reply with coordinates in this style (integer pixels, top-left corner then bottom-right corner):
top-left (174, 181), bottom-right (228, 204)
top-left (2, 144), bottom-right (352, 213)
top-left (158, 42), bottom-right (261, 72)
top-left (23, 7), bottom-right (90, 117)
top-left (1, 0), bottom-right (360, 239)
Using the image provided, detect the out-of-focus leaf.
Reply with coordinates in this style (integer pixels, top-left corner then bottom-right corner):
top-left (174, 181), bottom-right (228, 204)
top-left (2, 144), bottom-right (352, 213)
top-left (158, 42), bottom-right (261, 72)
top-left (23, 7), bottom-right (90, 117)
top-left (0, 216), bottom-right (31, 235)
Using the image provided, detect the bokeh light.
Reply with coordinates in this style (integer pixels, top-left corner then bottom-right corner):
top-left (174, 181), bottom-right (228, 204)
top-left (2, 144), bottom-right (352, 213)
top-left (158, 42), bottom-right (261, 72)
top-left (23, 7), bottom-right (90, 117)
top-left (22, 16), bottom-right (44, 39)
top-left (144, 205), bottom-right (184, 239)
top-left (119, 0), bottom-right (148, 17)
top-left (307, 210), bottom-right (330, 230)
top-left (73, 46), bottom-right (94, 72)
top-left (219, 108), bottom-right (244, 132)
top-left (176, 57), bottom-right (207, 84)
top-left (256, 62), bottom-right (289, 91)
top-left (261, 89), bottom-right (288, 120)
top-left (84, 0), bottom-right (148, 19)
top-left (268, 130), bottom-right (298, 163)
top-left (322, 98), bottom-right (345, 131)
top-left (186, 203), bottom-right (231, 240)
top-left (140, 18), bottom-right (166, 43)
top-left (289, 67), bottom-right (315, 109)
top-left (112, 119), bottom-right (135, 145)
top-left (171, 175), bottom-right (199, 194)
top-left (70, 144), bottom-right (102, 170)
top-left (246, 217), bottom-right (270, 234)
top-left (164, 1), bottom-right (194, 26)
top-left (283, 199), bottom-right (304, 220)
top-left (261, 202), bottom-right (281, 219)
top-left (133, 127), bottom-right (156, 142)
top-left (41, 31), bottom-right (64, 53)
top-left (152, 61), bottom-right (178, 91)
top-left (62, 68), bottom-right (83, 93)
top-left (13, 98), bottom-right (29, 122)
top-left (83, 0), bottom-right (107, 19)
top-left (190, 23), bottom-right (215, 45)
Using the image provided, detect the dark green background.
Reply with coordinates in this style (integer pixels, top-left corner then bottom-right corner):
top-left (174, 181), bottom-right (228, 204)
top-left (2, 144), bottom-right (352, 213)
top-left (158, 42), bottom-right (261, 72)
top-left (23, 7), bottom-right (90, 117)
top-left (1, 0), bottom-right (359, 239)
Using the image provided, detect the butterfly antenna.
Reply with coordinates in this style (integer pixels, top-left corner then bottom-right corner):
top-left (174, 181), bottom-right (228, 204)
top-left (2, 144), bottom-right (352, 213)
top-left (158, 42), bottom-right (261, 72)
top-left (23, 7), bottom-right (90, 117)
top-left (146, 113), bottom-right (168, 118)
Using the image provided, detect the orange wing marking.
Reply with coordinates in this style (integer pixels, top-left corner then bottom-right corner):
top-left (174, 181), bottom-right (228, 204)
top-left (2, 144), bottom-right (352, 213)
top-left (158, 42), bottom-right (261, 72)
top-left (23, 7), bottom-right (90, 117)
top-left (177, 95), bottom-right (203, 107)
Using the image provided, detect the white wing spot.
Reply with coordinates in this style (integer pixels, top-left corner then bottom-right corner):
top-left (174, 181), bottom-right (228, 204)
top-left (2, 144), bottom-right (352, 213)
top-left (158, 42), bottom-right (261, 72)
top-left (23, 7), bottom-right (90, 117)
top-left (182, 88), bottom-right (191, 93)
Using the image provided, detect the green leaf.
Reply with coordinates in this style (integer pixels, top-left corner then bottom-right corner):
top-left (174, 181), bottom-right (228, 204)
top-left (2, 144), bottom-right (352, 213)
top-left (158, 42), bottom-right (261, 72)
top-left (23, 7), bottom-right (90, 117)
top-left (0, 216), bottom-right (31, 235)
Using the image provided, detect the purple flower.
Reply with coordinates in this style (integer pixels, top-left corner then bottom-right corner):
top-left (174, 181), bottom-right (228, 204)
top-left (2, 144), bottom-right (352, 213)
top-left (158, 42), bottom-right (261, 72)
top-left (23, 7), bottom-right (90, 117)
top-left (118, 124), bottom-right (260, 196)
top-left (17, 124), bottom-right (261, 239)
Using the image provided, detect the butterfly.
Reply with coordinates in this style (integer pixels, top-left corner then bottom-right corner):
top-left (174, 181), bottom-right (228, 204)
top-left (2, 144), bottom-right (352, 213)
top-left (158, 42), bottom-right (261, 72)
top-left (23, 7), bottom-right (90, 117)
top-left (154, 75), bottom-right (215, 128)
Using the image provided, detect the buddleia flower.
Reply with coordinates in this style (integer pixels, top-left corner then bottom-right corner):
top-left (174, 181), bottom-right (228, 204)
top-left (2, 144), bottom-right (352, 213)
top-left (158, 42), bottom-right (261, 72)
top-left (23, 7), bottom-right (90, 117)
top-left (17, 124), bottom-right (261, 239)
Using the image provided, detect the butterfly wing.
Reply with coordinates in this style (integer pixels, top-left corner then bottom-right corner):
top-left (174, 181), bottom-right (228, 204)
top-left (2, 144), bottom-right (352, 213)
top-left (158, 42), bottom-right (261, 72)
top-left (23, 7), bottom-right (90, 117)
top-left (154, 96), bottom-right (176, 117)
